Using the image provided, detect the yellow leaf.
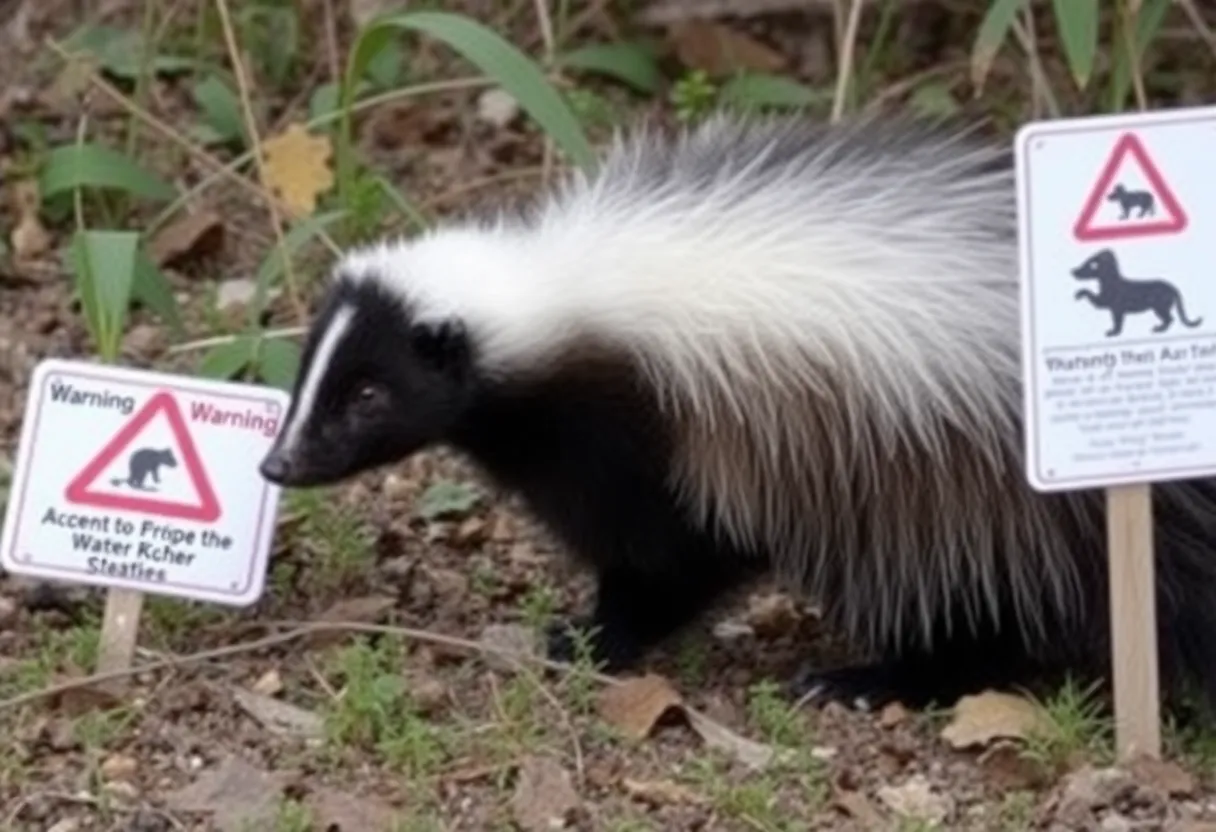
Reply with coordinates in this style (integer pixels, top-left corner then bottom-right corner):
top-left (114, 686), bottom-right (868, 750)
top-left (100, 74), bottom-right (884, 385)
top-left (260, 124), bottom-right (335, 218)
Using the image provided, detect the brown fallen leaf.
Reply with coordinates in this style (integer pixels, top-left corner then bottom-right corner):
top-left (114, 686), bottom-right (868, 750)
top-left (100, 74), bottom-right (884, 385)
top-left (621, 777), bottom-right (707, 808)
top-left (596, 673), bottom-right (684, 740)
top-left (939, 690), bottom-right (1055, 750)
top-left (9, 179), bottom-right (51, 259)
top-left (876, 774), bottom-right (954, 825)
top-left (147, 209), bottom-right (224, 268)
top-left (745, 591), bottom-right (800, 638)
top-left (304, 785), bottom-right (401, 830)
top-left (668, 20), bottom-right (786, 77)
top-left (261, 123), bottom-right (335, 218)
top-left (1126, 754), bottom-right (1196, 798)
top-left (510, 755), bottom-right (581, 832)
top-left (831, 771), bottom-right (886, 830)
top-left (251, 668), bottom-right (283, 697)
top-left (163, 755), bottom-right (290, 832)
top-left (230, 686), bottom-right (325, 742)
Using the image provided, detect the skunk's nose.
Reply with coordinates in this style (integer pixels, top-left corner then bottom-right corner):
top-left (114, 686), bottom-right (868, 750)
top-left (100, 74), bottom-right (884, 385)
top-left (259, 450), bottom-right (292, 484)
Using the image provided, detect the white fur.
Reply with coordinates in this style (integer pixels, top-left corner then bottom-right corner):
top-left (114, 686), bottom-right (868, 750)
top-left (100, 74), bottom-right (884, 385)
top-left (334, 114), bottom-right (1103, 652)
top-left (279, 303), bottom-right (354, 454)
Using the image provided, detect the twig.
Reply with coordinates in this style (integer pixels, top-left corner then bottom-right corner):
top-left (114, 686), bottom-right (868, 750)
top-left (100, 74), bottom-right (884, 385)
top-left (1010, 11), bottom-right (1061, 119)
top-left (1176, 0), bottom-right (1216, 58)
top-left (830, 0), bottom-right (865, 123)
top-left (212, 0), bottom-right (307, 325)
top-left (533, 0), bottom-right (558, 185)
top-left (0, 620), bottom-right (616, 712)
top-left (165, 325), bottom-right (307, 355)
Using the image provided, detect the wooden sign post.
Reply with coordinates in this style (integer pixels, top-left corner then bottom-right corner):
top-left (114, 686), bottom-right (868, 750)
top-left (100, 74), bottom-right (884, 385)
top-left (1015, 105), bottom-right (1216, 760)
top-left (0, 359), bottom-right (290, 689)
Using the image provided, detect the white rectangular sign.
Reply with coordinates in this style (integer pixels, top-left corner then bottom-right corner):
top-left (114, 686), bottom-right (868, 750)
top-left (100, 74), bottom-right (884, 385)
top-left (0, 358), bottom-right (290, 605)
top-left (1016, 106), bottom-right (1216, 491)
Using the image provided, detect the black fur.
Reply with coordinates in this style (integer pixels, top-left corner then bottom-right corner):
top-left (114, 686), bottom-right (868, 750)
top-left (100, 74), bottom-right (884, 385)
top-left (259, 118), bottom-right (1216, 719)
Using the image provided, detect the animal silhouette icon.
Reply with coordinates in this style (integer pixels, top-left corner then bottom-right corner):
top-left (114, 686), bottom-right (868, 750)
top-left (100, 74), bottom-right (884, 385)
top-left (1072, 248), bottom-right (1202, 337)
top-left (110, 447), bottom-right (177, 491)
top-left (1106, 183), bottom-right (1155, 220)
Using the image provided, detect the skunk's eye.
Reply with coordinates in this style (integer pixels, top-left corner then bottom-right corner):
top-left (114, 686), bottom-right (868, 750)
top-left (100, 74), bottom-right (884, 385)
top-left (351, 382), bottom-right (387, 409)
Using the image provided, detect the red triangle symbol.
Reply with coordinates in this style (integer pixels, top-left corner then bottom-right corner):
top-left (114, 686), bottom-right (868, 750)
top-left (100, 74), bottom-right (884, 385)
top-left (64, 391), bottom-right (222, 523)
top-left (1073, 132), bottom-right (1188, 242)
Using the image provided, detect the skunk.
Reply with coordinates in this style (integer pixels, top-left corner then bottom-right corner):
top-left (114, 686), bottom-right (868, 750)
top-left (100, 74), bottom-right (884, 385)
top-left (258, 113), bottom-right (1216, 712)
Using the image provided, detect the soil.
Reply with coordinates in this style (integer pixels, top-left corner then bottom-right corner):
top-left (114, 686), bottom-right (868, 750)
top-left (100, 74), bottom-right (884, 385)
top-left (5, 1), bottom-right (1216, 831)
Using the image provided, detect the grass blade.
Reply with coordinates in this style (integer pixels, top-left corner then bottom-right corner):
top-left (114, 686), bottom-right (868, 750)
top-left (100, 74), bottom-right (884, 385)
top-left (131, 250), bottom-right (186, 339)
top-left (970, 0), bottom-right (1029, 95)
top-left (718, 73), bottom-right (825, 112)
top-left (40, 143), bottom-right (178, 202)
top-left (559, 42), bottom-right (663, 94)
top-left (1051, 0), bottom-right (1099, 90)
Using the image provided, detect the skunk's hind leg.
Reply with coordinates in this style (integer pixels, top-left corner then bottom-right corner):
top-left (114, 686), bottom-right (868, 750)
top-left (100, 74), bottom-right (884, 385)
top-left (547, 543), bottom-right (764, 672)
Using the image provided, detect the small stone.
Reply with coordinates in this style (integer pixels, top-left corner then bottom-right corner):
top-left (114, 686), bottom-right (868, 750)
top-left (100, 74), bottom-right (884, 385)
top-left (101, 753), bottom-right (138, 781)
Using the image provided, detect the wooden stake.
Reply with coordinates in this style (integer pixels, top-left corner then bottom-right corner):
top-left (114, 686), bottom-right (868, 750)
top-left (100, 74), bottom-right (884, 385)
top-left (1106, 483), bottom-right (1160, 760)
top-left (95, 588), bottom-right (145, 687)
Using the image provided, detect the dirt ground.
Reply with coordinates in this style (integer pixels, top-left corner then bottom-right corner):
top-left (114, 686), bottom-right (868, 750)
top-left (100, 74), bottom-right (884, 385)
top-left (6, 1), bottom-right (1216, 830)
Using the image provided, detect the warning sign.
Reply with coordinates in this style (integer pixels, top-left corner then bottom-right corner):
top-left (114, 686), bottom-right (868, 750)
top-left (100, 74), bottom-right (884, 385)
top-left (1072, 132), bottom-right (1188, 242)
top-left (1016, 105), bottom-right (1216, 491)
top-left (0, 358), bottom-right (291, 606)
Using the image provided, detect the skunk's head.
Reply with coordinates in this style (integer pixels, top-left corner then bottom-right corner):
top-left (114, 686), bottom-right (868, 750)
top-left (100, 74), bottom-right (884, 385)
top-left (259, 268), bottom-right (477, 489)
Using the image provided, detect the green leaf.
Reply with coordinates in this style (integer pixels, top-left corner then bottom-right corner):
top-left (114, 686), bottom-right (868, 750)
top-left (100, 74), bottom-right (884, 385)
top-left (198, 337), bottom-right (256, 380)
top-left (970, 0), bottom-right (1029, 95)
top-left (256, 337), bottom-right (301, 391)
top-left (40, 143), bottom-right (177, 202)
top-left (559, 42), bottom-right (663, 94)
top-left (340, 10), bottom-right (594, 196)
top-left (192, 75), bottom-right (245, 146)
top-left (1052, 0), bottom-right (1099, 90)
top-left (414, 480), bottom-right (482, 520)
top-left (61, 24), bottom-right (194, 79)
top-left (130, 250), bottom-right (185, 339)
top-left (67, 229), bottom-right (140, 361)
top-left (718, 73), bottom-right (824, 111)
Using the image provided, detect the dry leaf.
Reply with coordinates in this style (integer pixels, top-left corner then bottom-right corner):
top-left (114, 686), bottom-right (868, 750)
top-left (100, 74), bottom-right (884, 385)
top-left (596, 674), bottom-right (683, 740)
top-left (745, 591), bottom-right (800, 637)
top-left (163, 755), bottom-right (290, 832)
top-left (147, 209), bottom-right (224, 267)
top-left (304, 785), bottom-right (401, 830)
top-left (668, 20), bottom-right (786, 77)
top-left (251, 668), bottom-right (283, 697)
top-left (9, 179), bottom-right (50, 259)
top-left (1126, 754), bottom-right (1196, 798)
top-left (831, 773), bottom-right (887, 830)
top-left (876, 774), bottom-right (954, 825)
top-left (510, 755), bottom-right (581, 832)
top-left (621, 777), bottom-right (706, 807)
top-left (684, 706), bottom-right (776, 771)
top-left (478, 623), bottom-right (539, 672)
top-left (261, 123), bottom-right (335, 217)
top-left (940, 690), bottom-right (1054, 749)
top-left (231, 686), bottom-right (324, 742)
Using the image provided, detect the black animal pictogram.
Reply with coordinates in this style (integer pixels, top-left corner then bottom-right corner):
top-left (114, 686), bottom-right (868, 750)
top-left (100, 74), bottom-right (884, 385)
top-left (1105, 183), bottom-right (1155, 220)
top-left (1072, 248), bottom-right (1203, 337)
top-left (110, 447), bottom-right (177, 491)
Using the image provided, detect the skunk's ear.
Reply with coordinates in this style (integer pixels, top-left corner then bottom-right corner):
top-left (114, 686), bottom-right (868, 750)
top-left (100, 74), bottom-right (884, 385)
top-left (410, 317), bottom-right (469, 369)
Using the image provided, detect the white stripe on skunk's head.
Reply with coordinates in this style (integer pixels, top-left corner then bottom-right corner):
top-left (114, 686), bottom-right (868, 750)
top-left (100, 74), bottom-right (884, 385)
top-left (258, 259), bottom-right (478, 489)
